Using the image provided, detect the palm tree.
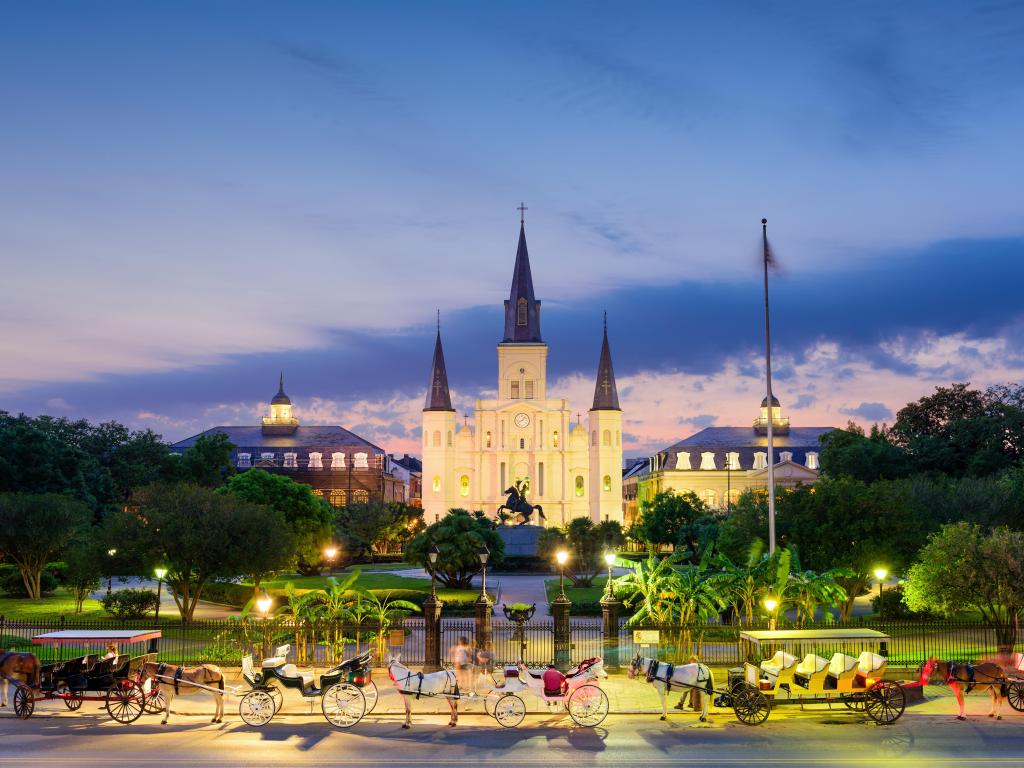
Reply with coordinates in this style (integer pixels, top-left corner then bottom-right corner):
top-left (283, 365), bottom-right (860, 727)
top-left (790, 568), bottom-right (851, 627)
top-left (620, 553), bottom-right (689, 626)
top-left (713, 541), bottom-right (772, 626)
top-left (354, 589), bottom-right (421, 662)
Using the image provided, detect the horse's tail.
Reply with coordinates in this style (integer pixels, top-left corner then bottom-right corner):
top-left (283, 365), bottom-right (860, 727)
top-left (703, 664), bottom-right (714, 697)
top-left (535, 504), bottom-right (545, 520)
top-left (32, 657), bottom-right (40, 690)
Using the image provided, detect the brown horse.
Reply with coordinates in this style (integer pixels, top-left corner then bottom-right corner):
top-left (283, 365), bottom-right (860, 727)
top-left (139, 661), bottom-right (225, 724)
top-left (919, 657), bottom-right (1008, 720)
top-left (0, 652), bottom-right (41, 707)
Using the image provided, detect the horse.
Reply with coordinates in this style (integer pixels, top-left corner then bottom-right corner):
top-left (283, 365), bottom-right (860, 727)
top-left (0, 652), bottom-right (41, 707)
top-left (496, 485), bottom-right (545, 526)
top-left (918, 657), bottom-right (1008, 721)
top-left (628, 653), bottom-right (715, 722)
top-left (139, 661), bottom-right (225, 724)
top-left (386, 653), bottom-right (461, 729)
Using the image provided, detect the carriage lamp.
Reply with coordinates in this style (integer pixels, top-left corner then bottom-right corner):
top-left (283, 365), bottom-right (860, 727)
top-left (428, 544), bottom-right (440, 598)
top-left (256, 589), bottom-right (273, 617)
top-left (556, 550), bottom-right (569, 599)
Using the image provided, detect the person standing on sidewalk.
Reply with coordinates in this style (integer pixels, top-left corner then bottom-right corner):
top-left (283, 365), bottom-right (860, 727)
top-left (674, 655), bottom-right (703, 711)
top-left (451, 636), bottom-right (473, 695)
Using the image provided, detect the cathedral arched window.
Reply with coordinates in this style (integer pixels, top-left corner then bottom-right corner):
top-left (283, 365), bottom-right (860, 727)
top-left (538, 463), bottom-right (544, 496)
top-left (602, 474), bottom-right (611, 492)
top-left (519, 438), bottom-right (525, 449)
top-left (701, 488), bottom-right (717, 507)
top-left (432, 475), bottom-right (441, 492)
top-left (574, 475), bottom-right (585, 497)
top-left (329, 489), bottom-right (347, 508)
top-left (727, 488), bottom-right (741, 508)
top-left (602, 429), bottom-right (611, 447)
top-left (510, 381), bottom-right (520, 399)
top-left (616, 430), bottom-right (620, 446)
top-left (447, 431), bottom-right (453, 447)
top-left (460, 475), bottom-right (470, 497)
top-left (485, 431), bottom-right (492, 448)
top-left (552, 430), bottom-right (559, 448)
top-left (432, 430), bottom-right (441, 447)
top-left (517, 298), bottom-right (528, 326)
top-left (352, 489), bottom-right (369, 504)
top-left (524, 380), bottom-right (534, 399)
top-left (591, 430), bottom-right (597, 446)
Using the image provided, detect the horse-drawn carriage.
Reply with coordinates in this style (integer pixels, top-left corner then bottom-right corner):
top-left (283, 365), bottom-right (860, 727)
top-left (238, 645), bottom-right (378, 728)
top-left (5, 630), bottom-right (163, 723)
top-left (717, 629), bottom-right (907, 725)
top-left (488, 659), bottom-right (610, 727)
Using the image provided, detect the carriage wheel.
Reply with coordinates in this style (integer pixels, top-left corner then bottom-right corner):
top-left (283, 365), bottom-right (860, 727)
top-left (1007, 682), bottom-right (1024, 713)
top-left (732, 686), bottom-right (771, 725)
top-left (105, 680), bottom-right (145, 724)
top-left (321, 683), bottom-right (366, 729)
top-left (13, 685), bottom-right (34, 720)
top-left (865, 681), bottom-right (905, 725)
top-left (567, 685), bottom-right (609, 727)
top-left (143, 688), bottom-right (167, 715)
top-left (361, 679), bottom-right (379, 715)
top-left (239, 690), bottom-right (276, 727)
top-left (842, 694), bottom-right (866, 711)
top-left (493, 693), bottom-right (526, 728)
top-left (267, 685), bottom-right (284, 714)
top-left (62, 689), bottom-right (84, 711)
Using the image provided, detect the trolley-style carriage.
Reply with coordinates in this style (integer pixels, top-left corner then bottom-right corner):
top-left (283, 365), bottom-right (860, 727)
top-left (9, 630), bottom-right (163, 722)
top-left (238, 645), bottom-right (378, 728)
top-left (718, 629), bottom-right (907, 725)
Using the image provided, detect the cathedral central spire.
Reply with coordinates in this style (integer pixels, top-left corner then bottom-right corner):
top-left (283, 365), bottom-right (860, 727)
top-left (424, 324), bottom-right (455, 412)
top-left (503, 216), bottom-right (543, 343)
top-left (591, 313), bottom-right (621, 411)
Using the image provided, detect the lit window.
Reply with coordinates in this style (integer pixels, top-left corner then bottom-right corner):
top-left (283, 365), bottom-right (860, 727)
top-left (700, 452), bottom-right (717, 470)
top-left (329, 489), bottom-right (347, 507)
top-left (485, 431), bottom-right (492, 448)
top-left (552, 430), bottom-right (559, 448)
top-left (525, 380), bottom-right (534, 399)
top-left (432, 475), bottom-right (441, 492)
top-left (308, 452), bottom-right (323, 469)
top-left (676, 452), bottom-right (691, 470)
top-left (517, 298), bottom-right (527, 326)
top-left (727, 488), bottom-right (741, 507)
top-left (354, 452), bottom-right (369, 468)
top-left (237, 453), bottom-right (251, 468)
top-left (331, 452), bottom-right (345, 469)
top-left (310, 489), bottom-right (323, 498)
top-left (510, 381), bottom-right (520, 399)
top-left (753, 452), bottom-right (767, 470)
top-left (460, 475), bottom-right (470, 497)
top-left (283, 452), bottom-right (298, 468)
top-left (602, 475), bottom-right (612, 492)
top-left (726, 452), bottom-right (740, 470)
top-left (574, 475), bottom-right (585, 497)
top-left (701, 489), bottom-right (717, 507)
top-left (432, 430), bottom-right (441, 447)
top-left (603, 429), bottom-right (611, 447)
top-left (806, 451), bottom-right (819, 470)
top-left (780, 451), bottom-right (793, 463)
top-left (352, 489), bottom-right (369, 504)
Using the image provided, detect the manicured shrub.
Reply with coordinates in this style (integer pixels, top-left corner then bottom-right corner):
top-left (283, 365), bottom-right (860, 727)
top-left (101, 589), bottom-right (159, 619)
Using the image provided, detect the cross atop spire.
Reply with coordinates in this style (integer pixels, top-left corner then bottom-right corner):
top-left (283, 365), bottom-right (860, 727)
top-left (423, 327), bottom-right (455, 412)
top-left (590, 314), bottom-right (621, 411)
top-left (517, 202), bottom-right (528, 224)
top-left (503, 214), bottom-right (543, 343)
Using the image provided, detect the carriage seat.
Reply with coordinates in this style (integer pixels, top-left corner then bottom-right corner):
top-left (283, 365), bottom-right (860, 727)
top-left (278, 664), bottom-right (315, 687)
top-left (261, 656), bottom-right (287, 668)
top-left (857, 652), bottom-right (886, 677)
top-left (1013, 652), bottom-right (1024, 672)
top-left (793, 654), bottom-right (829, 688)
top-left (566, 658), bottom-right (601, 678)
top-left (760, 651), bottom-right (798, 679)
top-left (825, 653), bottom-right (859, 689)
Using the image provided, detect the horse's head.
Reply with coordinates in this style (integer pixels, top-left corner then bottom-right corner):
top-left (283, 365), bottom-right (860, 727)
top-left (627, 653), bottom-right (643, 680)
top-left (916, 657), bottom-right (940, 686)
top-left (384, 652), bottom-right (403, 681)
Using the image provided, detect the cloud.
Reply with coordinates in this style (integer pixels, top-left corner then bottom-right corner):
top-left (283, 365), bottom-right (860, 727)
top-left (792, 394), bottom-right (817, 409)
top-left (677, 414), bottom-right (717, 429)
top-left (840, 402), bottom-right (894, 422)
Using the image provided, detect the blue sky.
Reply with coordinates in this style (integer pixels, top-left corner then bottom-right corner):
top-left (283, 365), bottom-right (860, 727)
top-left (1, 1), bottom-right (1022, 454)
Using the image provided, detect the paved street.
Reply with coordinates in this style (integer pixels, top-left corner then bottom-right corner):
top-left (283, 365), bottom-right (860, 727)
top-left (3, 681), bottom-right (1022, 768)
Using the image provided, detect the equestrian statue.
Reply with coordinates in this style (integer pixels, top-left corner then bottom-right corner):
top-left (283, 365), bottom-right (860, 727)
top-left (497, 478), bottom-right (545, 526)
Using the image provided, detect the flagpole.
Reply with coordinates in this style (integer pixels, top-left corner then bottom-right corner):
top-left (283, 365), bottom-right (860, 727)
top-left (762, 217), bottom-right (776, 555)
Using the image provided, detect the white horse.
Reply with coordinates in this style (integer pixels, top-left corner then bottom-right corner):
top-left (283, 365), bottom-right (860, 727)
top-left (140, 661), bottom-right (225, 724)
top-left (386, 654), bottom-right (461, 729)
top-left (628, 654), bottom-right (715, 722)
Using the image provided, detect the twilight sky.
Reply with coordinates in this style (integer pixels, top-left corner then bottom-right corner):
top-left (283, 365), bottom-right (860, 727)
top-left (2, 1), bottom-right (1023, 456)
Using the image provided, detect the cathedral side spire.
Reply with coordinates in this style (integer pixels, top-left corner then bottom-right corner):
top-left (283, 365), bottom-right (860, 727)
top-left (424, 324), bottom-right (455, 412)
top-left (502, 214), bottom-right (543, 343)
top-left (591, 313), bottom-right (621, 411)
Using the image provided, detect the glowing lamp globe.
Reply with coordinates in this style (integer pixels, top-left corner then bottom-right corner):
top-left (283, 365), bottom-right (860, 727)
top-left (763, 597), bottom-right (778, 613)
top-left (556, 550), bottom-right (569, 566)
top-left (256, 590), bottom-right (273, 616)
top-left (324, 547), bottom-right (338, 560)
top-left (604, 552), bottom-right (616, 566)
top-left (154, 567), bottom-right (168, 580)
top-left (873, 567), bottom-right (888, 582)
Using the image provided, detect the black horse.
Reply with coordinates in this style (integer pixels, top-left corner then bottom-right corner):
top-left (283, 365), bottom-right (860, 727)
top-left (497, 482), bottom-right (545, 526)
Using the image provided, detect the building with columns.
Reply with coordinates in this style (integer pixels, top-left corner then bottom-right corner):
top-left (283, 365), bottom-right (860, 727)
top-left (421, 219), bottom-right (624, 526)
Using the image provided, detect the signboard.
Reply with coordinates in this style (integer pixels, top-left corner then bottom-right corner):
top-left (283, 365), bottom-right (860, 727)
top-left (632, 630), bottom-right (660, 645)
top-left (389, 630), bottom-right (406, 647)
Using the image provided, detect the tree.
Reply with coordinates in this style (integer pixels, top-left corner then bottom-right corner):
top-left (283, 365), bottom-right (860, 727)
top-left (168, 433), bottom-right (236, 488)
top-left (0, 493), bottom-right (91, 598)
top-left (335, 501), bottom-right (424, 560)
top-left (904, 522), bottom-right (1024, 651)
top-left (107, 482), bottom-right (287, 620)
top-left (716, 489), bottom-right (767, 564)
top-left (536, 518), bottom-right (625, 586)
top-left (219, 469), bottom-right (332, 575)
top-left (62, 529), bottom-right (105, 613)
top-left (819, 422), bottom-right (910, 482)
top-left (405, 509), bottom-right (504, 589)
top-left (630, 490), bottom-right (712, 556)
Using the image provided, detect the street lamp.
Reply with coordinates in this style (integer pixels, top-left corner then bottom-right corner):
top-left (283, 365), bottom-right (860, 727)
top-left (763, 596), bottom-right (778, 631)
top-left (556, 550), bottom-right (569, 599)
top-left (256, 589), bottom-right (273, 660)
top-left (324, 545), bottom-right (338, 575)
top-left (106, 548), bottom-right (117, 596)
top-left (874, 567), bottom-right (888, 603)
top-left (603, 552), bottom-right (616, 599)
top-left (478, 545), bottom-right (490, 601)
top-left (153, 567), bottom-right (168, 624)
top-left (428, 544), bottom-right (440, 599)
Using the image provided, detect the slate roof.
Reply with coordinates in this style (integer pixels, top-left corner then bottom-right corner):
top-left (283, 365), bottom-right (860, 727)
top-left (502, 223), bottom-right (543, 343)
top-left (591, 315), bottom-right (620, 411)
top-left (423, 330), bottom-right (455, 411)
top-left (169, 426), bottom-right (384, 454)
top-left (271, 372), bottom-right (291, 405)
top-left (658, 426), bottom-right (835, 472)
top-left (391, 454), bottom-right (423, 473)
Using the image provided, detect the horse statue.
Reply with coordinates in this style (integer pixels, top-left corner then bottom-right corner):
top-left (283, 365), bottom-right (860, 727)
top-left (919, 657), bottom-right (1009, 721)
top-left (0, 652), bottom-right (40, 707)
top-left (497, 480), bottom-right (545, 526)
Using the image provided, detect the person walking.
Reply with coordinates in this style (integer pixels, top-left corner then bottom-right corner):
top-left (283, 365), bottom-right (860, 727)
top-left (451, 636), bottom-right (473, 695)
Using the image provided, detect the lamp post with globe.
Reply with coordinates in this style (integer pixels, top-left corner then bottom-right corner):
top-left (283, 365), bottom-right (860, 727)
top-left (600, 551), bottom-right (621, 669)
top-left (553, 550), bottom-right (572, 669)
top-left (474, 545), bottom-right (492, 661)
top-left (423, 544), bottom-right (443, 671)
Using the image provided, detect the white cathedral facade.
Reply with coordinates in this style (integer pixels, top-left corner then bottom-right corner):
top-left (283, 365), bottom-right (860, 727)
top-left (421, 220), bottom-right (624, 526)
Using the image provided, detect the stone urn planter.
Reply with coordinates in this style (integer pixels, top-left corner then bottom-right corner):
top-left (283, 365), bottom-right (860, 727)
top-left (502, 603), bottom-right (536, 663)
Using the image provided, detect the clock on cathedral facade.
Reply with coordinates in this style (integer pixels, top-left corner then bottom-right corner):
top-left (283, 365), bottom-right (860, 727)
top-left (421, 217), bottom-right (624, 526)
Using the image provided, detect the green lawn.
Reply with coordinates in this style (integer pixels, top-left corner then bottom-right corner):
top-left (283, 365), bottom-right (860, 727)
top-left (0, 589), bottom-right (108, 621)
top-left (258, 572), bottom-right (485, 604)
top-left (544, 576), bottom-right (612, 605)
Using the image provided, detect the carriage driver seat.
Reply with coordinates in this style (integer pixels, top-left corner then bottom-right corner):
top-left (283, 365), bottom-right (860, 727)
top-left (856, 652), bottom-right (886, 686)
top-left (793, 654), bottom-right (829, 689)
top-left (825, 653), bottom-right (860, 690)
top-left (760, 651), bottom-right (797, 682)
top-left (261, 645), bottom-right (291, 669)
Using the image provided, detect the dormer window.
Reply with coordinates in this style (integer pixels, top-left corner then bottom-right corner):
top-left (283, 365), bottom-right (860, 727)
top-left (283, 452), bottom-right (298, 468)
top-left (753, 451), bottom-right (768, 470)
top-left (780, 451), bottom-right (793, 463)
top-left (726, 452), bottom-right (741, 470)
top-left (700, 452), bottom-right (717, 470)
top-left (331, 452), bottom-right (345, 469)
top-left (308, 452), bottom-right (323, 469)
top-left (676, 451), bottom-right (691, 470)
top-left (806, 451), bottom-right (819, 470)
top-left (354, 452), bottom-right (369, 468)
top-left (237, 453), bottom-right (251, 468)
top-left (260, 452), bottom-right (275, 463)
top-left (517, 298), bottom-right (528, 326)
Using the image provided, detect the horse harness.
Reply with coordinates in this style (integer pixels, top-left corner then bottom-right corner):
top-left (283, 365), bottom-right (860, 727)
top-left (645, 659), bottom-right (712, 695)
top-left (156, 663), bottom-right (186, 695)
top-left (395, 668), bottom-right (458, 700)
top-left (946, 662), bottom-right (1002, 695)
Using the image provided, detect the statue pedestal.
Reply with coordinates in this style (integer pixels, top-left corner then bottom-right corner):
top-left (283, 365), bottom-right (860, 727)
top-left (496, 526), bottom-right (543, 557)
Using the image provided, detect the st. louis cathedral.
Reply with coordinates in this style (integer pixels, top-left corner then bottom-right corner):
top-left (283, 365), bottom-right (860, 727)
top-left (421, 217), bottom-right (624, 526)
